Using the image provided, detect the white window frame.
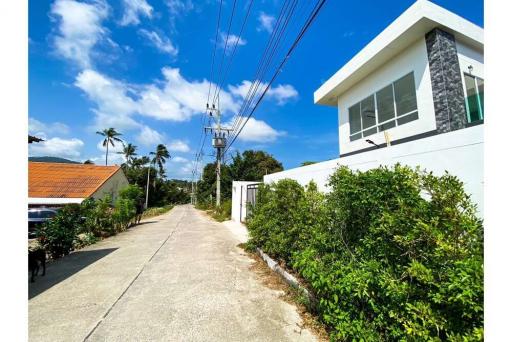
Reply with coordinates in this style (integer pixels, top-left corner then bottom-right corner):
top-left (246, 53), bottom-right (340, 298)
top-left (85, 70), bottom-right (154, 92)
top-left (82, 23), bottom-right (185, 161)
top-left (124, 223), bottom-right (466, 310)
top-left (348, 72), bottom-right (418, 142)
top-left (462, 73), bottom-right (484, 123)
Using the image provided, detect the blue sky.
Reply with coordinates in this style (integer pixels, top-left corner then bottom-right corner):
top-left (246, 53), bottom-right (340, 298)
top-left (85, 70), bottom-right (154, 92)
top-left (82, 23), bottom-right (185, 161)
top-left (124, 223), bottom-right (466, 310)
top-left (28, 0), bottom-right (483, 179)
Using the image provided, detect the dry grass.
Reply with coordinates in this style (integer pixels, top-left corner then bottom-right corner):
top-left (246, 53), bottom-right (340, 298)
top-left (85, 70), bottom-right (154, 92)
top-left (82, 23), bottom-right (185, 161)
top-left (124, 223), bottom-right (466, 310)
top-left (240, 244), bottom-right (330, 342)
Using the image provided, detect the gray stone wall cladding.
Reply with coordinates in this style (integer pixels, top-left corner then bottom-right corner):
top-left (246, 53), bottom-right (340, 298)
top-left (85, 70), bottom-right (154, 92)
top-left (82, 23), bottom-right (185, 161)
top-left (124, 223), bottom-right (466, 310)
top-left (425, 28), bottom-right (468, 133)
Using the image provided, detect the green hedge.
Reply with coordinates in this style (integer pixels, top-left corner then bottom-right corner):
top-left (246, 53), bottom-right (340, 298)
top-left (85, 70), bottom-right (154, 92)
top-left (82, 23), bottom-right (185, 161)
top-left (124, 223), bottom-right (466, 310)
top-left (246, 165), bottom-right (483, 341)
top-left (37, 185), bottom-right (145, 258)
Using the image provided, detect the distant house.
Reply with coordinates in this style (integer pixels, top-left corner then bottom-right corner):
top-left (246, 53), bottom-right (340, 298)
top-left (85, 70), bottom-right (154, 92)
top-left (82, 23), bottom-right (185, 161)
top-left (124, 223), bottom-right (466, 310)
top-left (28, 162), bottom-right (129, 208)
top-left (263, 0), bottom-right (484, 213)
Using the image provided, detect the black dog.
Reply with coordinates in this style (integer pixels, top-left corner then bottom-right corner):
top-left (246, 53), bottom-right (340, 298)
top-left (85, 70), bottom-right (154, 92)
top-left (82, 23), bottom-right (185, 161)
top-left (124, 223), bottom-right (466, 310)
top-left (28, 249), bottom-right (46, 283)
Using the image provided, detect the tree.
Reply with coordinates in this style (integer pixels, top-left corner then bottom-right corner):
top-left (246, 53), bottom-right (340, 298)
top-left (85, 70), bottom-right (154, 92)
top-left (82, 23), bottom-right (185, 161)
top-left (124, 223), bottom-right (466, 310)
top-left (83, 159), bottom-right (94, 164)
top-left (150, 144), bottom-right (171, 178)
top-left (118, 143), bottom-right (137, 166)
top-left (96, 128), bottom-right (123, 165)
top-left (229, 150), bottom-right (283, 181)
top-left (196, 150), bottom-right (283, 204)
top-left (301, 161), bottom-right (316, 166)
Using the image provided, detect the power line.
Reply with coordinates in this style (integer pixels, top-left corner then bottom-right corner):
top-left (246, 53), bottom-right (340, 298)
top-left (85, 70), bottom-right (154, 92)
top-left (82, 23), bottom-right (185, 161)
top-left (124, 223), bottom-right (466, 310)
top-left (211, 0), bottom-right (238, 107)
top-left (229, 0), bottom-right (297, 139)
top-left (211, 0), bottom-right (255, 106)
top-left (206, 0), bottom-right (224, 104)
top-left (224, 0), bottom-right (327, 156)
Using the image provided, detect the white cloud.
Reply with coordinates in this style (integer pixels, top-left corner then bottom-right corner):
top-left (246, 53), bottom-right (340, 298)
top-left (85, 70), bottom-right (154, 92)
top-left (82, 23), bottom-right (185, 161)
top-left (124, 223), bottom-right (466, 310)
top-left (220, 33), bottom-right (247, 48)
top-left (168, 139), bottom-right (190, 152)
top-left (257, 12), bottom-right (275, 33)
top-left (96, 140), bottom-right (124, 153)
top-left (120, 0), bottom-right (153, 26)
top-left (267, 84), bottom-right (299, 105)
top-left (165, 0), bottom-right (193, 30)
top-left (86, 153), bottom-right (125, 165)
top-left (138, 29), bottom-right (178, 56)
top-left (29, 137), bottom-right (84, 159)
top-left (228, 117), bottom-right (285, 143)
top-left (171, 156), bottom-right (188, 163)
top-left (136, 125), bottom-right (166, 147)
top-left (75, 68), bottom-right (241, 128)
top-left (29, 118), bottom-right (70, 136)
top-left (51, 0), bottom-right (109, 68)
top-left (228, 80), bottom-right (298, 105)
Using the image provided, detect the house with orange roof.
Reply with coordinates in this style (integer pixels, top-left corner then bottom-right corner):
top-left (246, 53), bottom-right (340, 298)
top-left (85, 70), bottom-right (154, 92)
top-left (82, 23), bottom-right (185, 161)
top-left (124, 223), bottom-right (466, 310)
top-left (28, 162), bottom-right (129, 207)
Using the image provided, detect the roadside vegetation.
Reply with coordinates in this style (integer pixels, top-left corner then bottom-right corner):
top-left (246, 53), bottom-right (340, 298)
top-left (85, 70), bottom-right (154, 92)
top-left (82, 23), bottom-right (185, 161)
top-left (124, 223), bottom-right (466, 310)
top-left (36, 185), bottom-right (150, 259)
top-left (31, 127), bottom-right (190, 260)
top-left (246, 164), bottom-right (483, 341)
top-left (195, 150), bottom-right (282, 221)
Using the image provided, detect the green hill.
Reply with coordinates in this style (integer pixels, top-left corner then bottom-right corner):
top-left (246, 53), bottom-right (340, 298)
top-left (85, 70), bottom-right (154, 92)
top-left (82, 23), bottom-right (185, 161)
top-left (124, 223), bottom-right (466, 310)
top-left (28, 156), bottom-right (80, 164)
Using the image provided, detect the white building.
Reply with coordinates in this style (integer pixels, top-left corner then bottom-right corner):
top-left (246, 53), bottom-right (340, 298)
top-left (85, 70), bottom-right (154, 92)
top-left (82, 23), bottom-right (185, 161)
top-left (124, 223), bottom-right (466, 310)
top-left (264, 0), bottom-right (484, 213)
top-left (231, 181), bottom-right (261, 223)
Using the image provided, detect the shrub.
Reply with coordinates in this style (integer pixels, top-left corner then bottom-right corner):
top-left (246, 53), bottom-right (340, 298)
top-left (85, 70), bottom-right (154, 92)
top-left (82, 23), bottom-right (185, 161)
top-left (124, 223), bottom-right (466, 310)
top-left (141, 205), bottom-right (174, 219)
top-left (247, 165), bottom-right (483, 340)
top-left (37, 204), bottom-right (83, 259)
top-left (211, 200), bottom-right (232, 222)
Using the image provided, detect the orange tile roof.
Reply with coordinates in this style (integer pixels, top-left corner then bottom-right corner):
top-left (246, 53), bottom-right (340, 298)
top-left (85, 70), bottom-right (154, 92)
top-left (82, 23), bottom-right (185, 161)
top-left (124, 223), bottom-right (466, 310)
top-left (29, 162), bottom-right (121, 198)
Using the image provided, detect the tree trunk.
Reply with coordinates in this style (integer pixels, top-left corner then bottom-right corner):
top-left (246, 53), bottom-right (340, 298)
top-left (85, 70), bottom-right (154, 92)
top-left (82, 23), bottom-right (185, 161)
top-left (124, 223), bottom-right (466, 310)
top-left (105, 142), bottom-right (109, 166)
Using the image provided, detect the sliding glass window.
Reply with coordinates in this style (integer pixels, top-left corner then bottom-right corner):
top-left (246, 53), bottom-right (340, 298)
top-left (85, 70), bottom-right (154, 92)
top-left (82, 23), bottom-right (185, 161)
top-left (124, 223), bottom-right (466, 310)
top-left (348, 72), bottom-right (418, 141)
top-left (464, 74), bottom-right (484, 123)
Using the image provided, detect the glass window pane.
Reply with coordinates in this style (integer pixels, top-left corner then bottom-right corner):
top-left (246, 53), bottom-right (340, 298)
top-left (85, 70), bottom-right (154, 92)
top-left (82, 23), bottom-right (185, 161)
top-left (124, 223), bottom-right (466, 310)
top-left (397, 111), bottom-right (419, 126)
top-left (379, 120), bottom-right (396, 131)
top-left (477, 77), bottom-right (484, 118)
top-left (361, 95), bottom-right (376, 129)
top-left (376, 85), bottom-right (395, 123)
top-left (464, 74), bottom-right (480, 122)
top-left (394, 72), bottom-right (417, 116)
top-left (349, 104), bottom-right (361, 134)
top-left (350, 133), bottom-right (362, 141)
top-left (363, 127), bottom-right (377, 137)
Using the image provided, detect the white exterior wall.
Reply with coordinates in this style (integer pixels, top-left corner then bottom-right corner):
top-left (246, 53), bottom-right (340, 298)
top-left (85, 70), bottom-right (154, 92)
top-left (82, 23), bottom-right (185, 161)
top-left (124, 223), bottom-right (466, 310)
top-left (91, 169), bottom-right (130, 202)
top-left (264, 125), bottom-right (483, 215)
top-left (231, 181), bottom-right (261, 223)
top-left (338, 38), bottom-right (436, 155)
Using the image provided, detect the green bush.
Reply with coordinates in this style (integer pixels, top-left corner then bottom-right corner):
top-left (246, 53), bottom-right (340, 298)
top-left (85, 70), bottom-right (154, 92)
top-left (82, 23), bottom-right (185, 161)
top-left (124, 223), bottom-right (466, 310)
top-left (37, 204), bottom-right (83, 259)
top-left (247, 165), bottom-right (483, 341)
top-left (141, 205), bottom-right (174, 219)
top-left (211, 200), bottom-right (232, 222)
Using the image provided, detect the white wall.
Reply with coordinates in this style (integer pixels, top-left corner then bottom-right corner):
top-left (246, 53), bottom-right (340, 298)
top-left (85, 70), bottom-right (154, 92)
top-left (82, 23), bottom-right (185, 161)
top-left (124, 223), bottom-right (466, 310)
top-left (264, 125), bottom-right (483, 215)
top-left (231, 181), bottom-right (262, 223)
top-left (91, 169), bottom-right (130, 202)
top-left (337, 37), bottom-right (436, 155)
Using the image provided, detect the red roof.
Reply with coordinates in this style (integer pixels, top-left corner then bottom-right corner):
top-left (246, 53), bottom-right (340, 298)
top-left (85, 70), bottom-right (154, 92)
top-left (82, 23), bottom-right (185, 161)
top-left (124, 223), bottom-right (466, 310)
top-left (29, 162), bottom-right (121, 198)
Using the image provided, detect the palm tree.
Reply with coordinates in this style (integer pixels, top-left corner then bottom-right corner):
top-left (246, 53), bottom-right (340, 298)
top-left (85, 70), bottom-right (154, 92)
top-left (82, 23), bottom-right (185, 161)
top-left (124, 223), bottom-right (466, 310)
top-left (150, 144), bottom-right (171, 178)
top-left (96, 128), bottom-right (123, 165)
top-left (117, 143), bottom-right (137, 166)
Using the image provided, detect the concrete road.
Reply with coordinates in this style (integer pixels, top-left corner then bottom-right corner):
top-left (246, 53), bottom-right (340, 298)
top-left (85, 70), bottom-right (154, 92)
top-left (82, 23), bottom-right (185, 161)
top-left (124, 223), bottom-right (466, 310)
top-left (29, 205), bottom-right (316, 342)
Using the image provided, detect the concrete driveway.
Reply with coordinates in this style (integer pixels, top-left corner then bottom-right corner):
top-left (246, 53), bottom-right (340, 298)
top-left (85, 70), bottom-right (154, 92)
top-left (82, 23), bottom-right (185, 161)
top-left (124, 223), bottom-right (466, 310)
top-left (29, 205), bottom-right (316, 342)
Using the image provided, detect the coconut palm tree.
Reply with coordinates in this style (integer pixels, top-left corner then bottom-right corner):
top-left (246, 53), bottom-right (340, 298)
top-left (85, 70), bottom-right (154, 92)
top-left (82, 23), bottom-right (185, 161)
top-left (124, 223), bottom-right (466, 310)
top-left (96, 128), bottom-right (123, 165)
top-left (117, 143), bottom-right (138, 166)
top-left (150, 144), bottom-right (171, 178)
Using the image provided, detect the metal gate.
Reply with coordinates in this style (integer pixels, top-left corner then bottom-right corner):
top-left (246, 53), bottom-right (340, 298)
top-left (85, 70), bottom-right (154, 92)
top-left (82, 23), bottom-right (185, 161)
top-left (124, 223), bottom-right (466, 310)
top-left (245, 184), bottom-right (259, 218)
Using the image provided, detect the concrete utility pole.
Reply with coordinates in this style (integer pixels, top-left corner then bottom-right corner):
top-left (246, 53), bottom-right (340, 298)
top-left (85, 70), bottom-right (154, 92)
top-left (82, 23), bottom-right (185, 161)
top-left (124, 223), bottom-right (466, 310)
top-left (205, 103), bottom-right (232, 207)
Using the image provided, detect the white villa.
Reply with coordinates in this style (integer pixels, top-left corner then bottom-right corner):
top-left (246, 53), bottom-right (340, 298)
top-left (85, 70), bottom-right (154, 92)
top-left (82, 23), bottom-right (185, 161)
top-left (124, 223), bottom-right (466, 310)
top-left (261, 0), bottom-right (484, 214)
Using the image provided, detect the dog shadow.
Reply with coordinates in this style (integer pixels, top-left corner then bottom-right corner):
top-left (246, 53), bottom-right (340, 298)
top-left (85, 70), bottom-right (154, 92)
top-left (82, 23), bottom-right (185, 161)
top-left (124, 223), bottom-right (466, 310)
top-left (28, 248), bottom-right (117, 299)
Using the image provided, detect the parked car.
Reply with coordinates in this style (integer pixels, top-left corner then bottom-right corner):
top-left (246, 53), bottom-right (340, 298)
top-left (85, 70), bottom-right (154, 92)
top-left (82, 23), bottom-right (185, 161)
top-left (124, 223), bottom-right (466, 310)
top-left (28, 208), bottom-right (59, 238)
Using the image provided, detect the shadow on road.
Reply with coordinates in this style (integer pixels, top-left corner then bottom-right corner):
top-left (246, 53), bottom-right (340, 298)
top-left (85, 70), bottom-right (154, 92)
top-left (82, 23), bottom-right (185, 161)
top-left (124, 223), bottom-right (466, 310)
top-left (29, 248), bottom-right (118, 299)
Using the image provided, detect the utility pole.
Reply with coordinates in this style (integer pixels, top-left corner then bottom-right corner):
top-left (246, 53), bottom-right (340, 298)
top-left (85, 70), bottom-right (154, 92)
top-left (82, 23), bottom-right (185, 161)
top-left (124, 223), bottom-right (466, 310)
top-left (205, 103), bottom-right (232, 207)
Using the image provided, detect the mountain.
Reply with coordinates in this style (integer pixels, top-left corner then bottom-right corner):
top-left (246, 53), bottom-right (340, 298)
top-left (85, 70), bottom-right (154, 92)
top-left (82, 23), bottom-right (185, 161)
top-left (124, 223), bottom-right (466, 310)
top-left (28, 156), bottom-right (81, 164)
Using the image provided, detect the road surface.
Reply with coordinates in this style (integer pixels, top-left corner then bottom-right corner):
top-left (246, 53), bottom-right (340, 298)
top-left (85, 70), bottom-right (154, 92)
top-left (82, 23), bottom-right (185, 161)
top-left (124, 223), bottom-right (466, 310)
top-left (29, 205), bottom-right (316, 341)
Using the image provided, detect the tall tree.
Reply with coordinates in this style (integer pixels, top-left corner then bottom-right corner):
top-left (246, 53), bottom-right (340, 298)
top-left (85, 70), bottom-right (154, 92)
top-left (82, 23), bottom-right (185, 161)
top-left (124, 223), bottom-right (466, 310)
top-left (118, 143), bottom-right (138, 166)
top-left (150, 144), bottom-right (171, 178)
top-left (96, 128), bottom-right (123, 165)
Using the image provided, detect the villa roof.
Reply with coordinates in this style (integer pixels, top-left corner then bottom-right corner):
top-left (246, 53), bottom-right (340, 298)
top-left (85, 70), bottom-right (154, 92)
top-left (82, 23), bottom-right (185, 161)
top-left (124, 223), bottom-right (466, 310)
top-left (314, 0), bottom-right (484, 106)
top-left (28, 162), bottom-right (121, 199)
